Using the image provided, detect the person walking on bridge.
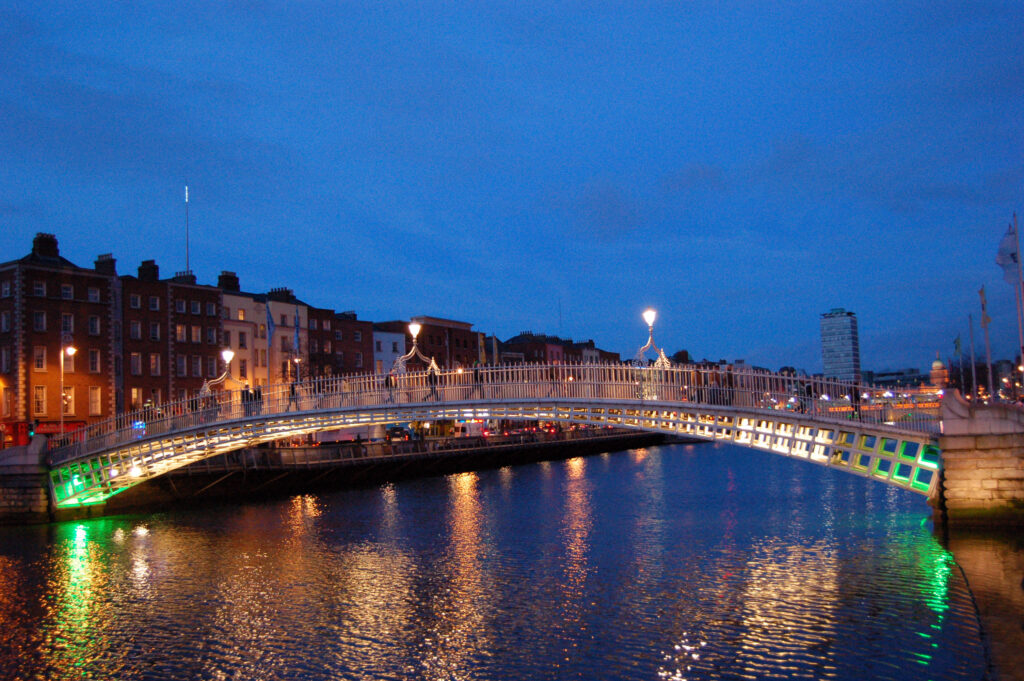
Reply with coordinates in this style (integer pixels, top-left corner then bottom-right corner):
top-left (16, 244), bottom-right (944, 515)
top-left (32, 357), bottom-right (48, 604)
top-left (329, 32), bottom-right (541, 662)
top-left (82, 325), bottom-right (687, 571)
top-left (427, 366), bottom-right (439, 401)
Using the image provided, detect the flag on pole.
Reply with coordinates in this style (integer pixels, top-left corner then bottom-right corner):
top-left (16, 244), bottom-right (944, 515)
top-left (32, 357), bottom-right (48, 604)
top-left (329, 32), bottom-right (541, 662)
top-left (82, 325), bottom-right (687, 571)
top-left (954, 334), bottom-right (962, 356)
top-left (980, 286), bottom-right (992, 327)
top-left (996, 223), bottom-right (1018, 285)
top-left (266, 304), bottom-right (276, 340)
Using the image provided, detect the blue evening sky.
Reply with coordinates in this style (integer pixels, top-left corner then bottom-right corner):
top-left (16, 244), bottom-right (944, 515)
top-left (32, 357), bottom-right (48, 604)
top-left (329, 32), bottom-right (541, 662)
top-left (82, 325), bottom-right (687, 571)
top-left (1, 2), bottom-right (1021, 373)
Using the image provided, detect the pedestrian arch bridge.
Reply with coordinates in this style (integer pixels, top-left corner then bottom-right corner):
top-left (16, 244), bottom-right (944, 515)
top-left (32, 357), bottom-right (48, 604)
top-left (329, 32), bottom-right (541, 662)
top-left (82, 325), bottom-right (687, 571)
top-left (46, 363), bottom-right (942, 509)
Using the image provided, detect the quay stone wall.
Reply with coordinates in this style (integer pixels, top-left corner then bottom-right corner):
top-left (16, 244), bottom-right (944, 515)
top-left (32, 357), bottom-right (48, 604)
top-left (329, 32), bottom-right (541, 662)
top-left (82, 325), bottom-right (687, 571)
top-left (0, 438), bottom-right (53, 524)
top-left (939, 392), bottom-right (1024, 526)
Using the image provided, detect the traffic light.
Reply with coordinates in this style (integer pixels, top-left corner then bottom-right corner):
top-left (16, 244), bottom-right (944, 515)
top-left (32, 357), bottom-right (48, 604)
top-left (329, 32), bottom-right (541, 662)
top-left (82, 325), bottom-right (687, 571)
top-left (28, 420), bottom-right (36, 438)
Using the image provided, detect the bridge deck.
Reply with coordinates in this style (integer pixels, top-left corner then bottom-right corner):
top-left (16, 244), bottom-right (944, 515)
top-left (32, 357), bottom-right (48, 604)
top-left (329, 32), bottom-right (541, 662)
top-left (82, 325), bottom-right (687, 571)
top-left (45, 363), bottom-right (942, 508)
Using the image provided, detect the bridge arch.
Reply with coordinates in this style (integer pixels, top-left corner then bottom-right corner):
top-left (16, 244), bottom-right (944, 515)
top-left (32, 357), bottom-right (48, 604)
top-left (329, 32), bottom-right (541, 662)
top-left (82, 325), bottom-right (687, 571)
top-left (45, 363), bottom-right (941, 508)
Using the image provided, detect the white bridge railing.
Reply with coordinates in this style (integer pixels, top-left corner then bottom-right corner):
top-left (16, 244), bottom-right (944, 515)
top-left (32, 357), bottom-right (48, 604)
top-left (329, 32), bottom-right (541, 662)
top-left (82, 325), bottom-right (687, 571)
top-left (48, 362), bottom-right (941, 466)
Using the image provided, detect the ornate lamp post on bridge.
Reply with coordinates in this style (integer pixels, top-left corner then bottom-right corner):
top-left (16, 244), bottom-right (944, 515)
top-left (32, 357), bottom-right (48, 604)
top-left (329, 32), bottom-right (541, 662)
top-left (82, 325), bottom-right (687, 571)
top-left (633, 308), bottom-right (671, 368)
top-left (392, 322), bottom-right (440, 374)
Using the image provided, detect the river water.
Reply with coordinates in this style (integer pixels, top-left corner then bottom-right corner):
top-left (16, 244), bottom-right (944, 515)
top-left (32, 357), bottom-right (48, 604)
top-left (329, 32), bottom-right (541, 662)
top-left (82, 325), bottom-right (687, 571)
top-left (0, 443), bottom-right (991, 680)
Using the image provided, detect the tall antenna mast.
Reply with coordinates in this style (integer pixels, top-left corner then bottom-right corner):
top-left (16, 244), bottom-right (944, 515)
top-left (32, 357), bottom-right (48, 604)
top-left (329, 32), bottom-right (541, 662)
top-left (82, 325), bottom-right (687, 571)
top-left (185, 184), bottom-right (190, 272)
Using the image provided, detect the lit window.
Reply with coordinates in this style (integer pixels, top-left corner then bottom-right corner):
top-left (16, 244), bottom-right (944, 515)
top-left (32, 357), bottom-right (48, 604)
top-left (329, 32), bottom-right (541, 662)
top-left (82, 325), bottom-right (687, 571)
top-left (150, 353), bottom-right (161, 376)
top-left (33, 385), bottom-right (46, 415)
top-left (89, 386), bottom-right (102, 415)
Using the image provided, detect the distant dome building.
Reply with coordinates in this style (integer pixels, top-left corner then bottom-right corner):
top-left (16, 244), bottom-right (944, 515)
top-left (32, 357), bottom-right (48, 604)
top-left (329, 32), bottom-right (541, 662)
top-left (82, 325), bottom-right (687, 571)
top-left (930, 353), bottom-right (948, 388)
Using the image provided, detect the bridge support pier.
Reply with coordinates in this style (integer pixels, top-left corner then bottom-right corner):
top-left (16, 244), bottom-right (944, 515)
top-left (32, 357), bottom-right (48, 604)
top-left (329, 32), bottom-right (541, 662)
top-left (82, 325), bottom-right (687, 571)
top-left (938, 391), bottom-right (1024, 527)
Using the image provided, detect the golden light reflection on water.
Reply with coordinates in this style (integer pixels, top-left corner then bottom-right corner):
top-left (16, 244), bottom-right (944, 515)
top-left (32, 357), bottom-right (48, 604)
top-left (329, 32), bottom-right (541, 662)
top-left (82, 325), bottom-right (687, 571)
top-left (417, 471), bottom-right (490, 679)
top-left (558, 457), bottom-right (593, 664)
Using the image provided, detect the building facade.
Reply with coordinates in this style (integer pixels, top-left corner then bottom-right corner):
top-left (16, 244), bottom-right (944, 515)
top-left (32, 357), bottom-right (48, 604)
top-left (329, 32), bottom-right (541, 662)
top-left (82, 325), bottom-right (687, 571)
top-left (372, 326), bottom-right (407, 374)
top-left (820, 308), bottom-right (861, 383)
top-left (0, 234), bottom-right (118, 445)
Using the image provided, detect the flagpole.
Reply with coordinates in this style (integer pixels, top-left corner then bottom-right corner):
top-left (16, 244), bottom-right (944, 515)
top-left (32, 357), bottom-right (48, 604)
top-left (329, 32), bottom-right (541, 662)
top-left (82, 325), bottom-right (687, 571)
top-left (185, 184), bottom-right (190, 273)
top-left (981, 292), bottom-right (994, 400)
top-left (1016, 213), bottom-right (1023, 366)
top-left (968, 313), bottom-right (978, 400)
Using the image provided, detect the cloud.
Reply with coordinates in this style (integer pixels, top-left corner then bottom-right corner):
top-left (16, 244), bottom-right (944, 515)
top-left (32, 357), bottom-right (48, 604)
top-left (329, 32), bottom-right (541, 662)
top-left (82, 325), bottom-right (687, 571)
top-left (571, 181), bottom-right (642, 239)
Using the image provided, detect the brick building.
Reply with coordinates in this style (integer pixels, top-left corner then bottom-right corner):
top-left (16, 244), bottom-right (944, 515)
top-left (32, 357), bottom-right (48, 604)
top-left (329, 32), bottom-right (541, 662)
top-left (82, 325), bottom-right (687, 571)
top-left (376, 316), bottom-right (482, 370)
top-left (0, 234), bottom-right (117, 445)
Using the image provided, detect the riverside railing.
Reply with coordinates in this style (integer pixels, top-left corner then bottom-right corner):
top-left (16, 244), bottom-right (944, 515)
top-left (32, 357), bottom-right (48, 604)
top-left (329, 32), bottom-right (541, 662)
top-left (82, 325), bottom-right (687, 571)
top-left (47, 362), bottom-right (942, 465)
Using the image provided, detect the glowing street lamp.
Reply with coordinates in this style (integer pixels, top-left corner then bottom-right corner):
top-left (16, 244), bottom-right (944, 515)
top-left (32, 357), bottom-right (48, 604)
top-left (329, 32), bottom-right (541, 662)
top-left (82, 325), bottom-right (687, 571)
top-left (221, 348), bottom-right (235, 374)
top-left (634, 308), bottom-right (670, 368)
top-left (392, 320), bottom-right (438, 374)
top-left (59, 342), bottom-right (77, 437)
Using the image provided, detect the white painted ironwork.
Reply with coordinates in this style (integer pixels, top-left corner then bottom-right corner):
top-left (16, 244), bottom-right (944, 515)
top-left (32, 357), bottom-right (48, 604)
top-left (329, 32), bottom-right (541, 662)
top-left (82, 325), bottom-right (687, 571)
top-left (46, 363), bottom-right (942, 508)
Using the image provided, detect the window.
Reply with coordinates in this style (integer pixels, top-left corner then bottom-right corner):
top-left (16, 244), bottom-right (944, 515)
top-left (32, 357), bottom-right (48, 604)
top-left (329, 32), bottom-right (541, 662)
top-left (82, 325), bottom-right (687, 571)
top-left (0, 347), bottom-right (9, 373)
top-left (355, 352), bottom-right (363, 368)
top-left (191, 325), bottom-right (201, 343)
top-left (62, 351), bottom-right (74, 373)
top-left (62, 386), bottom-right (74, 416)
top-left (323, 320), bottom-right (331, 331)
top-left (33, 281), bottom-right (46, 297)
top-left (335, 331), bottom-right (342, 341)
top-left (88, 315), bottom-right (100, 336)
top-left (239, 359), bottom-right (248, 379)
top-left (33, 346), bottom-right (46, 371)
top-left (150, 322), bottom-right (161, 341)
top-left (129, 294), bottom-right (141, 309)
top-left (175, 324), bottom-right (187, 342)
top-left (207, 357), bottom-right (216, 377)
top-left (258, 323), bottom-right (266, 339)
top-left (309, 319), bottom-right (318, 330)
top-left (223, 307), bottom-right (231, 320)
top-left (239, 332), bottom-right (247, 349)
top-left (2, 387), bottom-right (11, 417)
top-left (33, 385), bottom-right (46, 416)
top-left (149, 296), bottom-right (160, 311)
top-left (192, 355), bottom-right (201, 377)
top-left (354, 331), bottom-right (362, 342)
top-left (392, 341), bottom-right (399, 353)
top-left (176, 355), bottom-right (187, 376)
top-left (88, 287), bottom-right (100, 302)
top-left (310, 339), bottom-right (318, 353)
top-left (150, 353), bottom-right (161, 376)
top-left (375, 340), bottom-right (381, 352)
top-left (0, 311), bottom-right (9, 332)
top-left (89, 348), bottom-right (100, 373)
top-left (130, 388), bottom-right (142, 410)
top-left (324, 341), bottom-right (332, 353)
top-left (281, 336), bottom-right (290, 351)
top-left (206, 327), bottom-right (217, 344)
top-left (206, 302), bottom-right (217, 316)
top-left (89, 386), bottom-right (102, 415)
top-left (130, 352), bottom-right (142, 375)
top-left (130, 320), bottom-right (142, 340)
top-left (33, 311), bottom-right (46, 332)
top-left (280, 314), bottom-right (287, 325)
top-left (0, 280), bottom-right (10, 297)
top-left (176, 299), bottom-right (186, 313)
top-left (224, 331), bottom-right (232, 347)
top-left (237, 309), bottom-right (245, 321)
top-left (61, 313), bottom-right (73, 333)
top-left (61, 284), bottom-right (73, 300)
top-left (191, 301), bottom-right (200, 315)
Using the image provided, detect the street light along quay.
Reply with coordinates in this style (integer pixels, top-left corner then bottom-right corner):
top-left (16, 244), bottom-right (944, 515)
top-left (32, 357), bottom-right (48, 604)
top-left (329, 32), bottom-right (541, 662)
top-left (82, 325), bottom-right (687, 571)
top-left (59, 339), bottom-right (77, 436)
